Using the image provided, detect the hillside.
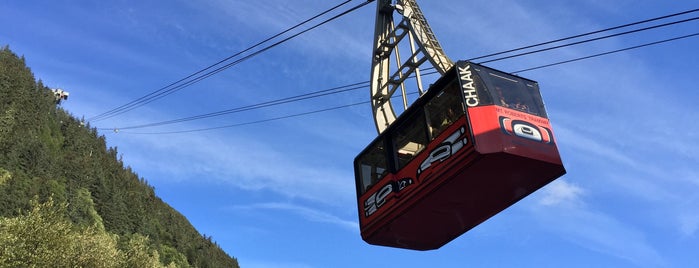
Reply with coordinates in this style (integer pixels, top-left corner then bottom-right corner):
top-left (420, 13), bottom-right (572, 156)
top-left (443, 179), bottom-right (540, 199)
top-left (0, 46), bottom-right (239, 267)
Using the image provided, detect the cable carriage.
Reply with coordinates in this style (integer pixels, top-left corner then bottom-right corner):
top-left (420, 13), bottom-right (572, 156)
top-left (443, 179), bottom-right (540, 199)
top-left (354, 0), bottom-right (565, 250)
top-left (354, 61), bottom-right (566, 250)
top-left (52, 88), bottom-right (69, 104)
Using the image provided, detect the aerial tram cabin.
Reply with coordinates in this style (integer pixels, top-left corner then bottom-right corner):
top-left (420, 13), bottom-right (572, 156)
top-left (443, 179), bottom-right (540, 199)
top-left (354, 61), bottom-right (566, 250)
top-left (52, 88), bottom-right (69, 104)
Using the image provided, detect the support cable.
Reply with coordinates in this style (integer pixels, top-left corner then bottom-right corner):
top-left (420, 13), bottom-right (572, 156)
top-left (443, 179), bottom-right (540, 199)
top-left (478, 16), bottom-right (699, 64)
top-left (88, 0), bottom-right (362, 122)
top-left (470, 8), bottom-right (699, 62)
top-left (100, 8), bottom-right (699, 133)
top-left (110, 31), bottom-right (699, 134)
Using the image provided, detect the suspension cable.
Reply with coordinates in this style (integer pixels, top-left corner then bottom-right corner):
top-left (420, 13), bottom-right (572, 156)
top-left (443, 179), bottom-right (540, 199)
top-left (99, 7), bottom-right (699, 133)
top-left (87, 0), bottom-right (365, 122)
top-left (469, 8), bottom-right (699, 62)
top-left (109, 30), bottom-right (699, 134)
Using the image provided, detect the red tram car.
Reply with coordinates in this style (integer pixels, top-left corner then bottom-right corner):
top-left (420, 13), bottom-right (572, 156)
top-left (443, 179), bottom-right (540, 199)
top-left (354, 61), bottom-right (566, 250)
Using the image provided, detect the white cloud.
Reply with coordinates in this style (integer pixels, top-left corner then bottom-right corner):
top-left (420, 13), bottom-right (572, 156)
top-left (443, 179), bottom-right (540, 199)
top-left (239, 259), bottom-right (313, 268)
top-left (676, 193), bottom-right (699, 237)
top-left (530, 190), bottom-right (666, 267)
top-left (230, 202), bottom-right (358, 232)
top-left (199, 0), bottom-right (372, 59)
top-left (554, 115), bottom-right (699, 238)
top-left (679, 213), bottom-right (699, 237)
top-left (110, 129), bottom-right (356, 207)
top-left (538, 179), bottom-right (584, 206)
top-left (554, 122), bottom-right (639, 167)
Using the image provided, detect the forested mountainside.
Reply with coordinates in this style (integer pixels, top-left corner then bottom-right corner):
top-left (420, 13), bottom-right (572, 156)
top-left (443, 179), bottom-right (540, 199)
top-left (0, 46), bottom-right (239, 267)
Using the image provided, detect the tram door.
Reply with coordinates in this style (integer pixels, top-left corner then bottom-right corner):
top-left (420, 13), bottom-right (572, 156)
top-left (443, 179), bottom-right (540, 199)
top-left (355, 61), bottom-right (565, 250)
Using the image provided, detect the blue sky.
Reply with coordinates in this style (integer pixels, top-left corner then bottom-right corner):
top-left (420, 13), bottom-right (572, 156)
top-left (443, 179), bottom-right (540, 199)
top-left (2, 0), bottom-right (699, 267)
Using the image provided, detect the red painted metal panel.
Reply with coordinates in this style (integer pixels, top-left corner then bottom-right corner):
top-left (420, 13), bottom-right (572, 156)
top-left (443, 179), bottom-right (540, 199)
top-left (359, 106), bottom-right (565, 250)
top-left (469, 105), bottom-right (563, 165)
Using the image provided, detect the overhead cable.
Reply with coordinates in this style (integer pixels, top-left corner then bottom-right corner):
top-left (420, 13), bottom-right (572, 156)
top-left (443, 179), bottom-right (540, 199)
top-left (513, 32), bottom-right (699, 73)
top-left (93, 6), bottom-right (696, 123)
top-left (102, 8), bottom-right (699, 132)
top-left (470, 8), bottom-right (699, 62)
top-left (111, 30), bottom-right (699, 134)
top-left (117, 102), bottom-right (367, 135)
top-left (478, 16), bottom-right (699, 64)
top-left (87, 0), bottom-right (361, 122)
top-left (102, 81), bottom-right (368, 130)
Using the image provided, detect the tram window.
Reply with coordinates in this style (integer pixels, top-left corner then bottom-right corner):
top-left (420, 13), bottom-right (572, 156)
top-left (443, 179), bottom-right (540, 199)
top-left (481, 70), bottom-right (547, 118)
top-left (357, 138), bottom-right (388, 194)
top-left (523, 82), bottom-right (547, 117)
top-left (494, 83), bottom-right (523, 110)
top-left (393, 111), bottom-right (429, 170)
top-left (425, 80), bottom-right (465, 140)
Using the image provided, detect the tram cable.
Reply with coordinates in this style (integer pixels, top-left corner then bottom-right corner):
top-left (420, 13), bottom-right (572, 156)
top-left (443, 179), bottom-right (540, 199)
top-left (469, 8), bottom-right (699, 62)
top-left (100, 7), bottom-right (699, 133)
top-left (98, 1), bottom-right (694, 124)
top-left (102, 81), bottom-right (369, 131)
top-left (94, 5), bottom-right (699, 123)
top-left (87, 0), bottom-right (371, 123)
top-left (118, 101), bottom-right (368, 135)
top-left (107, 29), bottom-right (699, 135)
top-left (513, 32), bottom-right (699, 73)
top-left (93, 6), bottom-right (696, 124)
top-left (478, 15), bottom-right (699, 64)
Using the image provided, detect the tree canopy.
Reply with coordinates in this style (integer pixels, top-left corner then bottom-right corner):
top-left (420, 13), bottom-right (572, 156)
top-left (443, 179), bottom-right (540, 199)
top-left (0, 46), bottom-right (239, 268)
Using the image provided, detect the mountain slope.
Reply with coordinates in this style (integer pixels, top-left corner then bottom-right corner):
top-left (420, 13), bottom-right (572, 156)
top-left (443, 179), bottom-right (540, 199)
top-left (0, 46), bottom-right (239, 268)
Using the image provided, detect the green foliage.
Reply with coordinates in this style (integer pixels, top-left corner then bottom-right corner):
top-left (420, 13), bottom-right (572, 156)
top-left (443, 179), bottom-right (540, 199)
top-left (119, 233), bottom-right (163, 268)
top-left (159, 244), bottom-right (190, 268)
top-left (0, 46), bottom-right (239, 267)
top-left (0, 199), bottom-right (192, 267)
top-left (0, 198), bottom-right (124, 267)
top-left (68, 187), bottom-right (105, 229)
top-left (0, 168), bottom-right (9, 186)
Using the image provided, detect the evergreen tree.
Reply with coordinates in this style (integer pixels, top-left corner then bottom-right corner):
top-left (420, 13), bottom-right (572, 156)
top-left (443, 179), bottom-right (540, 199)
top-left (0, 46), bottom-right (239, 267)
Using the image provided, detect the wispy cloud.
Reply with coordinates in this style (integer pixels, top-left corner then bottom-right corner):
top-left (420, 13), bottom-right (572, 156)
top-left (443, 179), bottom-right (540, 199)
top-left (555, 122), bottom-right (639, 167)
top-left (545, 206), bottom-right (665, 267)
top-left (239, 260), bottom-right (313, 268)
top-left (555, 114), bottom-right (699, 239)
top-left (230, 202), bottom-right (358, 232)
top-left (111, 129), bottom-right (357, 207)
top-left (538, 179), bottom-right (585, 206)
top-left (529, 183), bottom-right (666, 267)
top-left (198, 0), bottom-right (372, 61)
top-left (679, 213), bottom-right (699, 237)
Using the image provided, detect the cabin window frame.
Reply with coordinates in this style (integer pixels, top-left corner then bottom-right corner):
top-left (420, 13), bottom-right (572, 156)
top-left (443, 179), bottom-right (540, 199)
top-left (356, 137), bottom-right (389, 195)
top-left (473, 67), bottom-right (548, 118)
